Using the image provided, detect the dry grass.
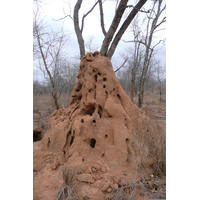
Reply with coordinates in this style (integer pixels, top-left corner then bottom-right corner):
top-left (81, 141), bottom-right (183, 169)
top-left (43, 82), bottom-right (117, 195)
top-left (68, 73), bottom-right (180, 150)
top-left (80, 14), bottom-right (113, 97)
top-left (33, 93), bottom-right (71, 130)
top-left (57, 167), bottom-right (79, 200)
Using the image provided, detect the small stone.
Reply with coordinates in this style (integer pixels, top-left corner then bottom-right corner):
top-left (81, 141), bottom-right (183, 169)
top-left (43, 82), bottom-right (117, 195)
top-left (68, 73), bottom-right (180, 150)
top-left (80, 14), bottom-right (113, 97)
top-left (148, 181), bottom-right (153, 190)
top-left (113, 183), bottom-right (118, 190)
top-left (51, 159), bottom-right (60, 170)
top-left (101, 182), bottom-right (110, 192)
top-left (78, 173), bottom-right (95, 183)
top-left (91, 166), bottom-right (97, 173)
top-left (106, 187), bottom-right (112, 193)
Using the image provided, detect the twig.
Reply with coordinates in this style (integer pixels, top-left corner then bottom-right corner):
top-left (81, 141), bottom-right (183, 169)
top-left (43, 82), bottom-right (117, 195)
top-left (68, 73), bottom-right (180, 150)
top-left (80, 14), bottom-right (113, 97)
top-left (126, 5), bottom-right (150, 14)
top-left (114, 57), bottom-right (128, 73)
top-left (80, 1), bottom-right (99, 33)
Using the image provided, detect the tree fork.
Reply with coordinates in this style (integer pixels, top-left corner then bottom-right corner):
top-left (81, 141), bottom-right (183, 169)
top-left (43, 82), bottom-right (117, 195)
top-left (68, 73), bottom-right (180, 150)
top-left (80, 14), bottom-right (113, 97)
top-left (107, 0), bottom-right (147, 59)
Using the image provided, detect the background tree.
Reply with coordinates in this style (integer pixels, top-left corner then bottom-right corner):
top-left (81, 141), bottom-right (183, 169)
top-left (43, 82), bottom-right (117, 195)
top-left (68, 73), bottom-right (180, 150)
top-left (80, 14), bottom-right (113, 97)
top-left (127, 16), bottom-right (145, 101)
top-left (72, 0), bottom-right (148, 59)
top-left (123, 0), bottom-right (166, 107)
top-left (137, 0), bottom-right (166, 107)
top-left (33, 4), bottom-right (69, 110)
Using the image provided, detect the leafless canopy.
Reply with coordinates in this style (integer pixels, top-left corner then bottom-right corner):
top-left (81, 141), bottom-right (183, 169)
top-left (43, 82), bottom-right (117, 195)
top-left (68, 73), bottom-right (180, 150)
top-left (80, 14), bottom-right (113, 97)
top-left (33, 3), bottom-right (69, 110)
top-left (71, 0), bottom-right (148, 59)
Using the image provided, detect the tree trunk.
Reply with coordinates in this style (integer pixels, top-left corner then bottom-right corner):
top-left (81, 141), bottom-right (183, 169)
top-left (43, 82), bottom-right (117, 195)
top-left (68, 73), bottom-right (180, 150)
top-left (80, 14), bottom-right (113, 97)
top-left (130, 68), bottom-right (135, 102)
top-left (100, 0), bottom-right (128, 56)
top-left (36, 29), bottom-right (60, 110)
top-left (159, 83), bottom-right (162, 103)
top-left (138, 76), bottom-right (145, 108)
top-left (74, 0), bottom-right (85, 58)
top-left (137, 0), bottom-right (165, 108)
top-left (106, 0), bottom-right (147, 58)
top-left (52, 89), bottom-right (60, 110)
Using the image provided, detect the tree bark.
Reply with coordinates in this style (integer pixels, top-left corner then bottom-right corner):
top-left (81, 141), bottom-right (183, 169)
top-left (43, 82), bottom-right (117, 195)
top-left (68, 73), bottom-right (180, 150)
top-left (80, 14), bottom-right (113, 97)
top-left (130, 68), bottom-right (135, 102)
top-left (36, 28), bottom-right (60, 110)
top-left (100, 0), bottom-right (128, 56)
top-left (106, 0), bottom-right (147, 59)
top-left (159, 84), bottom-right (162, 103)
top-left (98, 0), bottom-right (106, 36)
top-left (138, 39), bottom-right (153, 108)
top-left (74, 0), bottom-right (85, 58)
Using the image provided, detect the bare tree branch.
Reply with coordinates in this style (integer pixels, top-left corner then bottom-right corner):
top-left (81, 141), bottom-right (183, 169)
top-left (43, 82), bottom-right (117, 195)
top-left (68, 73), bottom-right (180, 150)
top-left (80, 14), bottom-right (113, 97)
top-left (52, 15), bottom-right (73, 21)
top-left (98, 0), bottom-right (107, 36)
top-left (80, 1), bottom-right (99, 33)
top-left (52, 3), bottom-right (73, 21)
top-left (73, 0), bottom-right (85, 58)
top-left (114, 56), bottom-right (128, 73)
top-left (126, 5), bottom-right (150, 13)
top-left (100, 0), bottom-right (129, 56)
top-left (106, 0), bottom-right (147, 58)
top-left (154, 16), bottom-right (166, 30)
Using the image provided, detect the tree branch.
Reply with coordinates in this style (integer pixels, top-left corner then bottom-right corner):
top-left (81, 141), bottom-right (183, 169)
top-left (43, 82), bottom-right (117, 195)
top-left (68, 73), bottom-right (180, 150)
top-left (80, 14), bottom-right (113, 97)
top-left (154, 16), bottom-right (166, 30)
top-left (52, 5), bottom-right (73, 21)
top-left (126, 5), bottom-right (150, 13)
top-left (52, 15), bottom-right (73, 21)
top-left (73, 0), bottom-right (85, 58)
top-left (80, 1), bottom-right (99, 33)
top-left (100, 0), bottom-right (129, 56)
top-left (114, 57), bottom-right (128, 73)
top-left (106, 0), bottom-right (147, 59)
top-left (98, 0), bottom-right (107, 36)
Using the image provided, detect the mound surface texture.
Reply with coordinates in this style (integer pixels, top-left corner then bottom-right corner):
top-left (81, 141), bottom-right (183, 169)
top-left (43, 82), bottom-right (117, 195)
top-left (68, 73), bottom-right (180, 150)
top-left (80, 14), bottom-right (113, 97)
top-left (33, 51), bottom-right (164, 199)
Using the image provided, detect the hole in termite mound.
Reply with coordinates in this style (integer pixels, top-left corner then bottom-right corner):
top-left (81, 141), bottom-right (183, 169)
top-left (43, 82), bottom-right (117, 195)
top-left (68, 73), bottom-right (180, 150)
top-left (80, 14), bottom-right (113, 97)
top-left (98, 105), bottom-right (103, 118)
top-left (94, 74), bottom-right (97, 82)
top-left (33, 129), bottom-right (43, 142)
top-left (83, 104), bottom-right (95, 116)
top-left (117, 94), bottom-right (121, 99)
top-left (90, 138), bottom-right (96, 148)
top-left (70, 136), bottom-right (75, 146)
top-left (66, 130), bottom-right (71, 144)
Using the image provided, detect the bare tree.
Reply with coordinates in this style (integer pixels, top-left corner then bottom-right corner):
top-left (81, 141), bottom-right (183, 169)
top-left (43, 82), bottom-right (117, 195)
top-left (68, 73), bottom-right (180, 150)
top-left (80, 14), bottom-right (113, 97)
top-left (72, 0), bottom-right (148, 59)
top-left (127, 17), bottom-right (145, 101)
top-left (137, 0), bottom-right (166, 108)
top-left (130, 45), bottom-right (143, 101)
top-left (33, 4), bottom-right (68, 110)
top-left (121, 0), bottom-right (165, 107)
top-left (85, 36), bottom-right (100, 52)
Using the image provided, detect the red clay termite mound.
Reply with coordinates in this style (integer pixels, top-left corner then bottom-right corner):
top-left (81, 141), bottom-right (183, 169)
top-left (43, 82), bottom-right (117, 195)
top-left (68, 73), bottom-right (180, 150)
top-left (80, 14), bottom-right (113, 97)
top-left (33, 51), bottom-right (165, 200)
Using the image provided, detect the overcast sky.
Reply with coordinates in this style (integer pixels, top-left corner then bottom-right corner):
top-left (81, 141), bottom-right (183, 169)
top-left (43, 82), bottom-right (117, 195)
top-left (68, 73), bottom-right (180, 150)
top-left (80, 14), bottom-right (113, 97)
top-left (34, 0), bottom-right (166, 79)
